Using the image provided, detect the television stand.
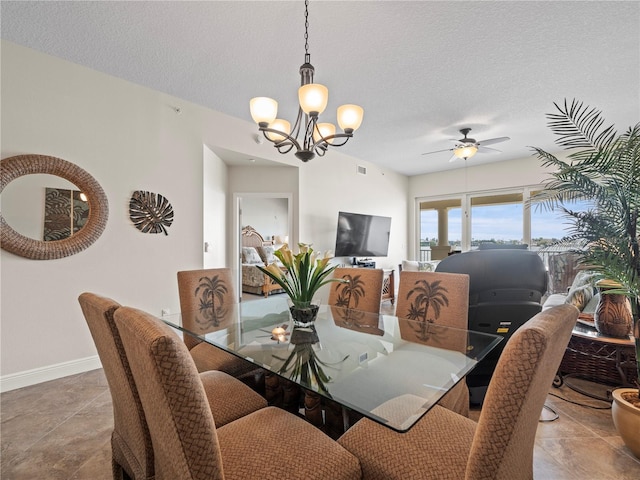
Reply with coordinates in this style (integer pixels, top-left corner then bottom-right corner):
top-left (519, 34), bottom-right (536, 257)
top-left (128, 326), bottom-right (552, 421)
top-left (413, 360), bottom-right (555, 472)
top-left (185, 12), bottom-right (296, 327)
top-left (356, 260), bottom-right (376, 268)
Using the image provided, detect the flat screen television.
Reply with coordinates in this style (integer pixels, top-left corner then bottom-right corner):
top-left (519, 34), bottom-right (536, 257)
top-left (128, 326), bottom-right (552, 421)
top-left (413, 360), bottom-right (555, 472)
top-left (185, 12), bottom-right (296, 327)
top-left (334, 211), bottom-right (392, 257)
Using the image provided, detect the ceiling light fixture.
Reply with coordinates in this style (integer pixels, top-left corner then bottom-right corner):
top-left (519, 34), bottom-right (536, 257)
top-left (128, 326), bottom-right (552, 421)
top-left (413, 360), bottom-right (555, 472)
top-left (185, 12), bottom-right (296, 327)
top-left (249, 0), bottom-right (364, 162)
top-left (453, 144), bottom-right (478, 160)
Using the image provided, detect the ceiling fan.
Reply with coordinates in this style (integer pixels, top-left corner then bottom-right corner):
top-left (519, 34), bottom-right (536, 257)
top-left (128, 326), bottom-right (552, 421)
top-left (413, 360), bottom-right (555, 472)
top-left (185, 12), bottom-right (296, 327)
top-left (422, 128), bottom-right (510, 162)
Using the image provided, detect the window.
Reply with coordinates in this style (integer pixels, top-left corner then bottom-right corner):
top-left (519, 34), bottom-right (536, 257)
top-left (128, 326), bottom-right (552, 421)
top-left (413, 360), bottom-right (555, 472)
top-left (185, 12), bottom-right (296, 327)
top-left (417, 187), bottom-right (593, 258)
top-left (470, 192), bottom-right (524, 247)
top-left (530, 193), bottom-right (592, 249)
top-left (419, 198), bottom-right (462, 260)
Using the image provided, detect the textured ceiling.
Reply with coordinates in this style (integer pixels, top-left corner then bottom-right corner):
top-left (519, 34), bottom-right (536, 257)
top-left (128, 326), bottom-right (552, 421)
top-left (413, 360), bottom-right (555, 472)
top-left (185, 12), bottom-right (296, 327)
top-left (2, 1), bottom-right (639, 176)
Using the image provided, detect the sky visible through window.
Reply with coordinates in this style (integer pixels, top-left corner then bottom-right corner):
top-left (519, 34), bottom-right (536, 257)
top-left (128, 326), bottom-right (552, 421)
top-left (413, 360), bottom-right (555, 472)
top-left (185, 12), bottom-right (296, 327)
top-left (420, 200), bottom-right (590, 244)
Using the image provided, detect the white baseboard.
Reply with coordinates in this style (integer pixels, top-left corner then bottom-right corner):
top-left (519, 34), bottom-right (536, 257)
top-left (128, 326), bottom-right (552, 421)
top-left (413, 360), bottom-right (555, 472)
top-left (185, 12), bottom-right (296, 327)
top-left (0, 355), bottom-right (102, 393)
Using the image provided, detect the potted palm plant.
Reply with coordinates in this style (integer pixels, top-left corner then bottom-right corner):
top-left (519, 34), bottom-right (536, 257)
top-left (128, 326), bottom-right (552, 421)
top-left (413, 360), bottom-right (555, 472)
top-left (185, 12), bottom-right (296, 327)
top-left (531, 99), bottom-right (639, 458)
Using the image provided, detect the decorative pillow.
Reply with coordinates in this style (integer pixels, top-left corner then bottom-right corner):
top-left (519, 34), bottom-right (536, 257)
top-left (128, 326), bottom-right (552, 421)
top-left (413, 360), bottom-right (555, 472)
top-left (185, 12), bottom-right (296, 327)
top-left (570, 270), bottom-right (597, 290)
top-left (565, 283), bottom-right (594, 311)
top-left (418, 261), bottom-right (434, 272)
top-left (582, 293), bottom-right (600, 314)
top-left (563, 270), bottom-right (597, 310)
top-left (256, 245), bottom-right (278, 265)
top-left (401, 260), bottom-right (419, 272)
top-left (242, 247), bottom-right (263, 265)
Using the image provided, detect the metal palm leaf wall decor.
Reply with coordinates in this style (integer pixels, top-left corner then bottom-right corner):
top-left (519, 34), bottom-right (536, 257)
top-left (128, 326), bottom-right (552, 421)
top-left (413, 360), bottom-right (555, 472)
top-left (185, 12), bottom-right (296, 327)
top-left (129, 190), bottom-right (174, 235)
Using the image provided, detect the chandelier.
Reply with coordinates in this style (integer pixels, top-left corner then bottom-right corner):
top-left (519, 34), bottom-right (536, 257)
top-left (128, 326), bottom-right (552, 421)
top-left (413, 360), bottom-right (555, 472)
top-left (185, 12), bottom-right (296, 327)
top-left (249, 0), bottom-right (364, 162)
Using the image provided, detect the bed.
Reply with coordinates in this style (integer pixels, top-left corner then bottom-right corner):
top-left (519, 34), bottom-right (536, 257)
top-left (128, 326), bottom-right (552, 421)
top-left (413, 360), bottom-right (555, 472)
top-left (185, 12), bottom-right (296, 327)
top-left (241, 225), bottom-right (285, 297)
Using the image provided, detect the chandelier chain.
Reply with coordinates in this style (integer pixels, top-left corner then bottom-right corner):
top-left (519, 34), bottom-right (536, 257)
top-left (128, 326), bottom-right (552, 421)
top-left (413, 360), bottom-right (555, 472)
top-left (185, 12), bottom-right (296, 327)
top-left (304, 0), bottom-right (309, 57)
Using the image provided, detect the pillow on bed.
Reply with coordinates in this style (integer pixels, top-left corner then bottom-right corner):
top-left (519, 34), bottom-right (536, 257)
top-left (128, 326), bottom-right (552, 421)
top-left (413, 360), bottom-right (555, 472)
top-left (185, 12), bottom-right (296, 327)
top-left (256, 245), bottom-right (277, 265)
top-left (242, 247), bottom-right (263, 265)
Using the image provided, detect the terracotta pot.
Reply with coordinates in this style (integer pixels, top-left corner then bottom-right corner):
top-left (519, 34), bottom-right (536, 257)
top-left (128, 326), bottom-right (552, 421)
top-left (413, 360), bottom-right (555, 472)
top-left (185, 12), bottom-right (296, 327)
top-left (611, 388), bottom-right (640, 459)
top-left (593, 280), bottom-right (633, 337)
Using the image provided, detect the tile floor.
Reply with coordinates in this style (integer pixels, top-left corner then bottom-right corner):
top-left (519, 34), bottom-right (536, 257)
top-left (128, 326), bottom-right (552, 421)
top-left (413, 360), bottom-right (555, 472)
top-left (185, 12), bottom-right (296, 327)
top-left (2, 293), bottom-right (639, 479)
top-left (2, 369), bottom-right (639, 479)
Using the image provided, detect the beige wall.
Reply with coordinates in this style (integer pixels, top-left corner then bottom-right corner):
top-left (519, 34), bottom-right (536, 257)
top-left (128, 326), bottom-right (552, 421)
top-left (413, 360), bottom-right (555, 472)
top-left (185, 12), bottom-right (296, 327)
top-left (1, 40), bottom-right (558, 389)
top-left (0, 41), bottom-right (408, 389)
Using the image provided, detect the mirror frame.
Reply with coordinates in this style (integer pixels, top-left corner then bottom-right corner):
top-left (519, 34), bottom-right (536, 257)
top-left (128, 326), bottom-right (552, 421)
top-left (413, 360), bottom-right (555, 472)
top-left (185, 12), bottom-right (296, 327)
top-left (1, 154), bottom-right (109, 260)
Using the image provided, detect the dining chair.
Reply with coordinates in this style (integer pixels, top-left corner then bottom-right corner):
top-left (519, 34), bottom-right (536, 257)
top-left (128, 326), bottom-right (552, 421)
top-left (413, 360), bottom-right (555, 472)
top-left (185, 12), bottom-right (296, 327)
top-left (329, 267), bottom-right (384, 314)
top-left (337, 303), bottom-right (579, 480)
top-left (395, 270), bottom-right (471, 416)
top-left (114, 305), bottom-right (362, 480)
top-left (177, 268), bottom-right (261, 382)
top-left (79, 293), bottom-right (151, 480)
top-left (79, 292), bottom-right (267, 480)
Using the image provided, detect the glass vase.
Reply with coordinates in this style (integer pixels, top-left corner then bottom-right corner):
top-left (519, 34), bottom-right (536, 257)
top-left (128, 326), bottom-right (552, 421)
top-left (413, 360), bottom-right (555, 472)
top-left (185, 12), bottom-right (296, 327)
top-left (289, 302), bottom-right (320, 328)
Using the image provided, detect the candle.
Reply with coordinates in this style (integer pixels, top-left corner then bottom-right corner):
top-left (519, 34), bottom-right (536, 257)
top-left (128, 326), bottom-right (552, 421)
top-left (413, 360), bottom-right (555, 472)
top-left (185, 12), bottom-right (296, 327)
top-left (272, 327), bottom-right (286, 337)
top-left (271, 326), bottom-right (287, 342)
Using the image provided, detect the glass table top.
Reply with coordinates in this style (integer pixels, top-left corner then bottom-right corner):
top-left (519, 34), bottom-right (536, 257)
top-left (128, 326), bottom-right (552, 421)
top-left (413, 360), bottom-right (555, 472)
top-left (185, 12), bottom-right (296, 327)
top-left (161, 296), bottom-right (502, 432)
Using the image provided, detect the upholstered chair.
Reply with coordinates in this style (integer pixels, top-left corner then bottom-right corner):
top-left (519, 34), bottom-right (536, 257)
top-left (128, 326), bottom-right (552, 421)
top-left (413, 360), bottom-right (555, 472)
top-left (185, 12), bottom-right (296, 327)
top-left (114, 305), bottom-right (362, 480)
top-left (329, 267), bottom-right (384, 314)
top-left (395, 270), bottom-right (471, 416)
top-left (338, 304), bottom-right (579, 480)
top-left (79, 293), bottom-right (151, 480)
top-left (79, 292), bottom-right (267, 480)
top-left (177, 268), bottom-right (259, 379)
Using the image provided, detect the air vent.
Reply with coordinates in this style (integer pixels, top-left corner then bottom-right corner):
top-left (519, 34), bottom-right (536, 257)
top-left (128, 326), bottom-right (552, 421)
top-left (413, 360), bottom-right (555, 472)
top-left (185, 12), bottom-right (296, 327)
top-left (357, 165), bottom-right (367, 175)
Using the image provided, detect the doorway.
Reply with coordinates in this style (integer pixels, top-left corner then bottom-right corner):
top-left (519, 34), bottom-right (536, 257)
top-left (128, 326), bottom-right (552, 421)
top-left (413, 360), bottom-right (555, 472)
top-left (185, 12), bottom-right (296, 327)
top-left (233, 192), bottom-right (293, 300)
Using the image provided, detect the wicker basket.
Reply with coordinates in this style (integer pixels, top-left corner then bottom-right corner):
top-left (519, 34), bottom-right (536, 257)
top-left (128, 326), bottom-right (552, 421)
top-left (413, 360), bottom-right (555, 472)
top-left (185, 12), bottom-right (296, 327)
top-left (559, 334), bottom-right (638, 386)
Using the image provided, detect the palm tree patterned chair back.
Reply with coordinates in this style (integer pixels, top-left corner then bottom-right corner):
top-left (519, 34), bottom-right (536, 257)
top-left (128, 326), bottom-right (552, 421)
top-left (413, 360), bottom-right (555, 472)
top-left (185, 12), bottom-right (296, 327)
top-left (329, 268), bottom-right (384, 334)
top-left (329, 268), bottom-right (384, 313)
top-left (177, 268), bottom-right (257, 378)
top-left (396, 270), bottom-right (471, 416)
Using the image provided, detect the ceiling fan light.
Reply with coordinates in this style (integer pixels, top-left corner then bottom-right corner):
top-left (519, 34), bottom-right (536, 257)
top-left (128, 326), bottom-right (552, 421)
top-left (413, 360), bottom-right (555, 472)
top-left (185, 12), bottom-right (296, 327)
top-left (265, 118), bottom-right (291, 143)
top-left (298, 83), bottom-right (328, 116)
top-left (313, 122), bottom-right (336, 144)
top-left (337, 104), bottom-right (364, 132)
top-left (250, 97), bottom-right (278, 126)
top-left (454, 145), bottom-right (478, 159)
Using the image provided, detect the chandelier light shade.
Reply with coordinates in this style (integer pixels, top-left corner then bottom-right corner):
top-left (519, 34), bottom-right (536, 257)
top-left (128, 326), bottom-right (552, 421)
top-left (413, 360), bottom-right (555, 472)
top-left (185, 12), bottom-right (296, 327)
top-left (298, 84), bottom-right (329, 116)
top-left (266, 119), bottom-right (291, 143)
top-left (337, 104), bottom-right (365, 132)
top-left (249, 0), bottom-right (363, 162)
top-left (313, 123), bottom-right (336, 144)
top-left (453, 145), bottom-right (478, 160)
top-left (249, 97), bottom-right (278, 125)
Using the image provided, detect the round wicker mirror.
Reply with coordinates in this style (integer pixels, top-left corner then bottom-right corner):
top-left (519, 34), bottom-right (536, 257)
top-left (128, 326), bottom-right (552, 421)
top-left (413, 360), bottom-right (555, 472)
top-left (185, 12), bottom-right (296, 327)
top-left (1, 154), bottom-right (109, 260)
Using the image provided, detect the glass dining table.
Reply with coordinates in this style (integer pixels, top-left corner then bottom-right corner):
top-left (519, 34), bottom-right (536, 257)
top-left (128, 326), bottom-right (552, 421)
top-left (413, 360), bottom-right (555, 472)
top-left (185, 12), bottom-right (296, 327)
top-left (161, 296), bottom-right (501, 433)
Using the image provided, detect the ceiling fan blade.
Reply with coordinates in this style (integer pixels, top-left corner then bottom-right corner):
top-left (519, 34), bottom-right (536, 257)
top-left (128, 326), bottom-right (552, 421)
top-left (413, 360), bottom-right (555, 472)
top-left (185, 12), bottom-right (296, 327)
top-left (477, 136), bottom-right (510, 147)
top-left (448, 154), bottom-right (460, 162)
top-left (477, 146), bottom-right (503, 154)
top-left (421, 148), bottom-right (453, 156)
